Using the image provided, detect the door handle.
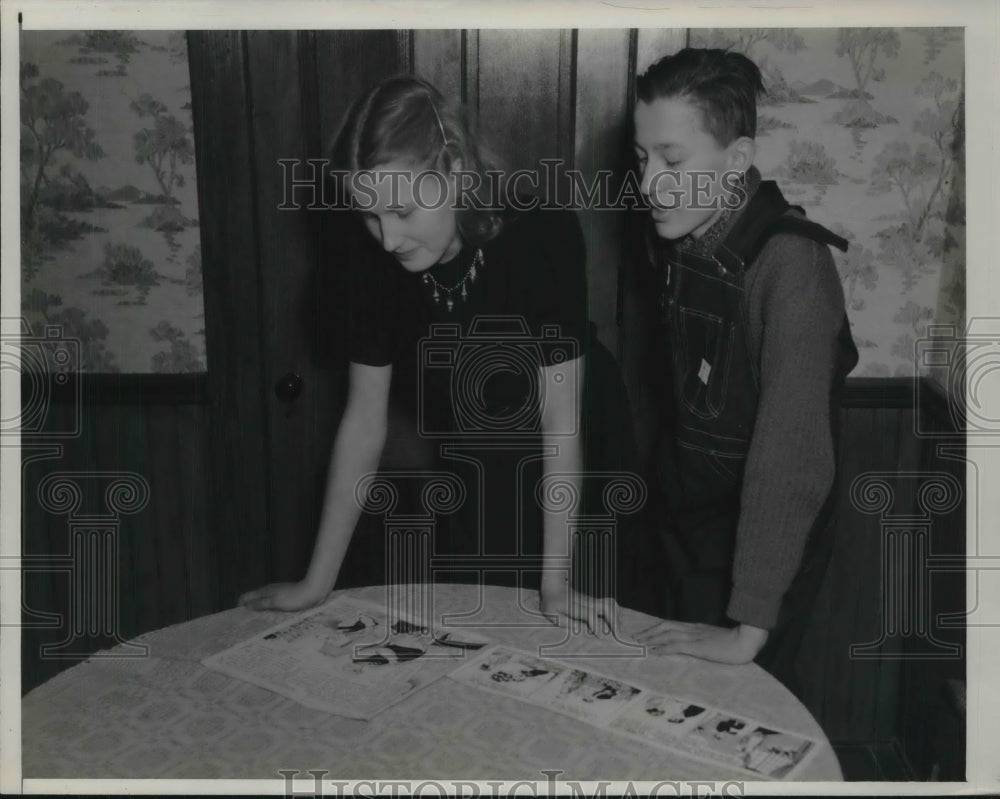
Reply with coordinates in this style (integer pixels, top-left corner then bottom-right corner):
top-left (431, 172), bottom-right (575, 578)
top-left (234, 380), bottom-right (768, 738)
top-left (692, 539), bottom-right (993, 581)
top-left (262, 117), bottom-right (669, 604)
top-left (274, 371), bottom-right (304, 403)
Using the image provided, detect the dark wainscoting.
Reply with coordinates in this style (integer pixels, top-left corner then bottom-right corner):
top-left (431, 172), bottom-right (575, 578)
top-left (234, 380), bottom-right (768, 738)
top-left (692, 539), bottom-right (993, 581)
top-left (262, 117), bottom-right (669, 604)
top-left (21, 371), bottom-right (967, 782)
top-left (796, 377), bottom-right (965, 779)
top-left (21, 373), bottom-right (218, 694)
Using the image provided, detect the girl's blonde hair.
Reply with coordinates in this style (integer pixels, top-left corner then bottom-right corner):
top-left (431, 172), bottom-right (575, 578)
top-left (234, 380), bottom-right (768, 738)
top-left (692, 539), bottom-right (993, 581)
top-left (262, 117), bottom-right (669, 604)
top-left (331, 75), bottom-right (505, 246)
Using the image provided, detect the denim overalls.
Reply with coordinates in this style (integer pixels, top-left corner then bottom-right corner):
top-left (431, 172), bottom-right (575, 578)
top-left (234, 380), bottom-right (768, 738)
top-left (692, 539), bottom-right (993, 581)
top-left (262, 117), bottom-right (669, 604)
top-left (649, 181), bottom-right (859, 689)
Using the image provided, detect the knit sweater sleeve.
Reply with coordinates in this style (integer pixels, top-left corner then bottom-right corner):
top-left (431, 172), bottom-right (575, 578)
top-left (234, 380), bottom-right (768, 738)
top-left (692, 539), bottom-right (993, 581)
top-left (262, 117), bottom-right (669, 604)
top-left (725, 233), bottom-right (846, 629)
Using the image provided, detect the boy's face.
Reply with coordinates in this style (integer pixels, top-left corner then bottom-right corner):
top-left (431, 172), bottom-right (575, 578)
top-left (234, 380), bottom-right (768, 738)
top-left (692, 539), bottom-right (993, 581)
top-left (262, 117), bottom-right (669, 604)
top-left (633, 95), bottom-right (752, 242)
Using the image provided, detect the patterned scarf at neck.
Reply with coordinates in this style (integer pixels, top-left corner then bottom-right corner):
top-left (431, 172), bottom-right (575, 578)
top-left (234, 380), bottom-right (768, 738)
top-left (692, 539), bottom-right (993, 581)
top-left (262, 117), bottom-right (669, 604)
top-left (677, 166), bottom-right (763, 257)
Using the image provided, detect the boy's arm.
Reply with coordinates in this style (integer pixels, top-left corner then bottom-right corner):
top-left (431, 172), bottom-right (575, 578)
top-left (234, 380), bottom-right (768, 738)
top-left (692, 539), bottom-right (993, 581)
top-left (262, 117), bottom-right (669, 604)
top-left (726, 234), bottom-right (845, 630)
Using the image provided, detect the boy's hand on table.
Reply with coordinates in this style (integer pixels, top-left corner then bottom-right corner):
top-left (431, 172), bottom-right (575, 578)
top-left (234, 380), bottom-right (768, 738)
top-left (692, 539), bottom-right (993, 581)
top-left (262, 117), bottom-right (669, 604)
top-left (238, 580), bottom-right (331, 612)
top-left (633, 620), bottom-right (769, 665)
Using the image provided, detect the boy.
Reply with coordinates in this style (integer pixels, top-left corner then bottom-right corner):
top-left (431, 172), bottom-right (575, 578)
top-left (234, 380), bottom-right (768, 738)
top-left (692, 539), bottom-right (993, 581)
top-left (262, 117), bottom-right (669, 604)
top-left (628, 48), bottom-right (858, 694)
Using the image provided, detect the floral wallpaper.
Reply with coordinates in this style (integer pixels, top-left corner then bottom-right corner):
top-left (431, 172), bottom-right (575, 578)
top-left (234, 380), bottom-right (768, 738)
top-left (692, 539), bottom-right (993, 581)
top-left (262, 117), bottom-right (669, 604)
top-left (689, 28), bottom-right (965, 378)
top-left (20, 31), bottom-right (205, 373)
top-left (19, 28), bottom-right (963, 378)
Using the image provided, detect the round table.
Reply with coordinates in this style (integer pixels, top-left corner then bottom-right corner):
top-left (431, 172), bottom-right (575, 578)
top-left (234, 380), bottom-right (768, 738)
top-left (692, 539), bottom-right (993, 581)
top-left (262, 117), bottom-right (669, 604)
top-left (22, 583), bottom-right (842, 781)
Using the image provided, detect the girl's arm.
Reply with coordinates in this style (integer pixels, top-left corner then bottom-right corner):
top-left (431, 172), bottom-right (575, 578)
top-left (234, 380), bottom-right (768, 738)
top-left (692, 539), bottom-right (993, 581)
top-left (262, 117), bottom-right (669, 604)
top-left (537, 353), bottom-right (613, 633)
top-left (239, 361), bottom-right (391, 611)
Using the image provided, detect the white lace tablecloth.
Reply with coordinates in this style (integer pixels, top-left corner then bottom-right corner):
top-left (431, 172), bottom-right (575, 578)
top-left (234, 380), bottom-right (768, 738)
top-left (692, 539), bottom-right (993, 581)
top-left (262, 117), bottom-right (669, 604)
top-left (22, 584), bottom-right (842, 781)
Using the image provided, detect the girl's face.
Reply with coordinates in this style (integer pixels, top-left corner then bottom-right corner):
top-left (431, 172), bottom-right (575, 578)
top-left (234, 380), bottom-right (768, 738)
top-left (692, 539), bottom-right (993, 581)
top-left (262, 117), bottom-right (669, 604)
top-left (350, 158), bottom-right (463, 272)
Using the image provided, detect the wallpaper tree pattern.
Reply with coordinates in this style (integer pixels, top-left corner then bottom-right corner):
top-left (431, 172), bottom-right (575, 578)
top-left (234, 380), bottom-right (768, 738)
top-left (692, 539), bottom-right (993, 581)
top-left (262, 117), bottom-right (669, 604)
top-left (689, 27), bottom-right (964, 378)
top-left (20, 28), bottom-right (963, 377)
top-left (20, 31), bottom-right (205, 373)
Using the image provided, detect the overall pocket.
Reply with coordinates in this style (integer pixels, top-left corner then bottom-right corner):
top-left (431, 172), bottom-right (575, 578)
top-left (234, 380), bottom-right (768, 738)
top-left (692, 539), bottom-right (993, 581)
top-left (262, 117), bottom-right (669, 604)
top-left (678, 307), bottom-right (735, 420)
top-left (676, 439), bottom-right (746, 495)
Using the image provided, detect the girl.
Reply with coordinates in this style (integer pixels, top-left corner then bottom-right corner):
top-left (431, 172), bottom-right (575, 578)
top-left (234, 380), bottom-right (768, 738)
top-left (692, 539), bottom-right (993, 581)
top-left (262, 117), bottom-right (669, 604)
top-left (240, 76), bottom-right (637, 631)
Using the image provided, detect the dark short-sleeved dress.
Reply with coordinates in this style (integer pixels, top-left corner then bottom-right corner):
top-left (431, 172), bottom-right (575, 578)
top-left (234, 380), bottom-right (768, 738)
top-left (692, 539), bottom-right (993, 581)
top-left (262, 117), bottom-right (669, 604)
top-left (333, 204), bottom-right (639, 594)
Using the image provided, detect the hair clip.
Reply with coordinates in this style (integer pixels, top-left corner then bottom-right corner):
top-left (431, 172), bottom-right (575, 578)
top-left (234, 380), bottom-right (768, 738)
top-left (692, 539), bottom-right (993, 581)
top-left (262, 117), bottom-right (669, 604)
top-left (427, 94), bottom-right (449, 147)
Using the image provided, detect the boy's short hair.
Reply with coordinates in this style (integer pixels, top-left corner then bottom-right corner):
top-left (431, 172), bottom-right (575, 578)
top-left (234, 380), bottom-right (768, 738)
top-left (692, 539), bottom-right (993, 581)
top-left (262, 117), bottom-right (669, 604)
top-left (636, 48), bottom-right (765, 146)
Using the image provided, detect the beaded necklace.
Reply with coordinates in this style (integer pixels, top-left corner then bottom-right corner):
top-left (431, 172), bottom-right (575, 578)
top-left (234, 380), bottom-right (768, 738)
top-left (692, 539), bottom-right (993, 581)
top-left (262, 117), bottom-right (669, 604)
top-left (421, 248), bottom-right (484, 312)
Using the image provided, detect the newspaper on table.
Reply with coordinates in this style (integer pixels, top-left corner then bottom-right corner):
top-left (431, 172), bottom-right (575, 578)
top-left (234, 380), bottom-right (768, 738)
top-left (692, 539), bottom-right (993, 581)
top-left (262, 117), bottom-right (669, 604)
top-left (202, 595), bottom-right (488, 720)
top-left (448, 645), bottom-right (821, 781)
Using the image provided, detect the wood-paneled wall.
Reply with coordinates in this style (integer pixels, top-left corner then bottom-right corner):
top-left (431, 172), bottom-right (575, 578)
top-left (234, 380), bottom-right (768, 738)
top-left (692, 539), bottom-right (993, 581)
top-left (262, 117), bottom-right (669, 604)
top-left (794, 381), bottom-right (964, 774)
top-left (21, 377), bottom-right (216, 693)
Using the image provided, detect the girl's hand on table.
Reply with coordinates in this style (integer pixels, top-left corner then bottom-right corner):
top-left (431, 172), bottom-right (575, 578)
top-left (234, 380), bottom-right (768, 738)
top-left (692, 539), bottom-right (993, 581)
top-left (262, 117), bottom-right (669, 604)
top-left (238, 580), bottom-right (331, 612)
top-left (633, 620), bottom-right (768, 664)
top-left (540, 586), bottom-right (621, 636)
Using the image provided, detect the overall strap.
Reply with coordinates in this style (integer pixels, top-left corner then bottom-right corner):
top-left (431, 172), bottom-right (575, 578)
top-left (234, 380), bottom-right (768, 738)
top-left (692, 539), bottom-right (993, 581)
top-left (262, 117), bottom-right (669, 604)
top-left (716, 180), bottom-right (849, 272)
top-left (751, 216), bottom-right (849, 264)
